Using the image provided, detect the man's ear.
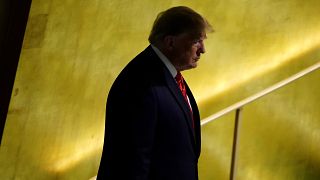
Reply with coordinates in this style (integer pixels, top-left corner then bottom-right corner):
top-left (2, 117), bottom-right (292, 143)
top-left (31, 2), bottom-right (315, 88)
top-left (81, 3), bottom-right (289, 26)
top-left (163, 36), bottom-right (175, 50)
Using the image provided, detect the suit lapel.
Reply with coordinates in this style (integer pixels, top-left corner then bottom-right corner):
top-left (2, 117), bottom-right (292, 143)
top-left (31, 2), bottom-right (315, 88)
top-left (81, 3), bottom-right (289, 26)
top-left (163, 68), bottom-right (196, 140)
top-left (147, 46), bottom-right (199, 154)
top-left (185, 82), bottom-right (201, 157)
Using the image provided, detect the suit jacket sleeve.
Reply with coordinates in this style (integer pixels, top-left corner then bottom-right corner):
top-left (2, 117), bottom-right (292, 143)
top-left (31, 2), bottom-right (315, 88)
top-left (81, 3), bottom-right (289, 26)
top-left (98, 68), bottom-right (158, 180)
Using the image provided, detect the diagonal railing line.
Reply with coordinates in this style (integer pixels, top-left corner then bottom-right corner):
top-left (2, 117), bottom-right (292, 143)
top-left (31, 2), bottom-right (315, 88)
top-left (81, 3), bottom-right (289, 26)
top-left (201, 61), bottom-right (320, 126)
top-left (90, 61), bottom-right (319, 180)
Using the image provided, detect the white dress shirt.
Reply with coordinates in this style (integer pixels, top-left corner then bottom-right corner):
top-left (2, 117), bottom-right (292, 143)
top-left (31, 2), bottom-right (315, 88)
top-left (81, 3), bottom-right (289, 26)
top-left (150, 44), bottom-right (192, 110)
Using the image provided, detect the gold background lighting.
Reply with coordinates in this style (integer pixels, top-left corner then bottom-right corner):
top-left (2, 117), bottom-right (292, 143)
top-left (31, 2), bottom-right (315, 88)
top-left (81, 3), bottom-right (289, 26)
top-left (0, 0), bottom-right (319, 179)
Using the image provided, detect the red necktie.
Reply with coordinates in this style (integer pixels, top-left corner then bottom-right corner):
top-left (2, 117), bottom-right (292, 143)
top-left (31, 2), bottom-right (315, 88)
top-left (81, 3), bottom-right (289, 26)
top-left (175, 72), bottom-right (194, 128)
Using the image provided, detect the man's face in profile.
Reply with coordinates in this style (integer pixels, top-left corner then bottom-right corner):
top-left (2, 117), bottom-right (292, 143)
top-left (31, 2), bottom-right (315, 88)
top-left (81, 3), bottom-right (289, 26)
top-left (171, 32), bottom-right (207, 71)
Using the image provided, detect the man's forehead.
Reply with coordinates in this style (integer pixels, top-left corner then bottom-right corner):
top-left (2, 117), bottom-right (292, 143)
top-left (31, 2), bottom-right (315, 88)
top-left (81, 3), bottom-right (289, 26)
top-left (188, 29), bottom-right (206, 38)
top-left (178, 31), bottom-right (206, 39)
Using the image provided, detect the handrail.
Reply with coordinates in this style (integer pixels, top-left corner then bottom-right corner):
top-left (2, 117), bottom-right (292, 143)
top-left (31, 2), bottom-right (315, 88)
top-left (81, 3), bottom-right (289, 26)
top-left (201, 61), bottom-right (320, 126)
top-left (90, 61), bottom-right (320, 180)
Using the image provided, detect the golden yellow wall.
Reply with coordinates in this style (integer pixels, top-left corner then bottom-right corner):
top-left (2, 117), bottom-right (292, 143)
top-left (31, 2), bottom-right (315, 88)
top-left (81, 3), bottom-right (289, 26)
top-left (0, 0), bottom-right (319, 179)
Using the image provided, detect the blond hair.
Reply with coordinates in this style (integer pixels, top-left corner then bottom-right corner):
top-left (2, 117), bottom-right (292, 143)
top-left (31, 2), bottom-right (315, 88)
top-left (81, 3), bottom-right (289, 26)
top-left (148, 6), bottom-right (213, 44)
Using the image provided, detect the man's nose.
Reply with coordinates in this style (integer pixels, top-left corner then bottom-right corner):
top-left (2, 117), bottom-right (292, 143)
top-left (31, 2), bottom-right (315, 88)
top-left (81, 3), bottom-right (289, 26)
top-left (198, 41), bottom-right (205, 54)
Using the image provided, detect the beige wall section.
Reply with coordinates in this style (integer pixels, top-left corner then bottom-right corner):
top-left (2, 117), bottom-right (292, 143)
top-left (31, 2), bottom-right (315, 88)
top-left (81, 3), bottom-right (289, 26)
top-left (0, 0), bottom-right (319, 179)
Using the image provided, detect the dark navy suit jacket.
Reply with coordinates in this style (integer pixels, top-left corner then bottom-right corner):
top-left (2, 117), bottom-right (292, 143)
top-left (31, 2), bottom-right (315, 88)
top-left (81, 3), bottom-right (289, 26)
top-left (97, 46), bottom-right (201, 180)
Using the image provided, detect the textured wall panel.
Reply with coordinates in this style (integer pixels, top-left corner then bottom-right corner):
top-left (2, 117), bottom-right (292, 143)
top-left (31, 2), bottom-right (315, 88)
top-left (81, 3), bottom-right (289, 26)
top-left (0, 0), bottom-right (319, 179)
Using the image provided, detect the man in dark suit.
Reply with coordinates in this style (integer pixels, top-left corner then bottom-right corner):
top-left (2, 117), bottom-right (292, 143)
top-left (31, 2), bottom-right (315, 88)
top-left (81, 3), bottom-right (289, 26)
top-left (97, 6), bottom-right (212, 180)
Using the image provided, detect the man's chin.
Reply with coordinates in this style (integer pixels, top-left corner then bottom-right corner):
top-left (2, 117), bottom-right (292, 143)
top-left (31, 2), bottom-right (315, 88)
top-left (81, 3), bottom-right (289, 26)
top-left (179, 62), bottom-right (198, 71)
top-left (191, 62), bottom-right (198, 68)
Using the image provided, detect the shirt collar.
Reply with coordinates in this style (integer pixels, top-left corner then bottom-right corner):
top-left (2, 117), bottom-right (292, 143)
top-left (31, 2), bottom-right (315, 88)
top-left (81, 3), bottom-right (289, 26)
top-left (151, 44), bottom-right (177, 78)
